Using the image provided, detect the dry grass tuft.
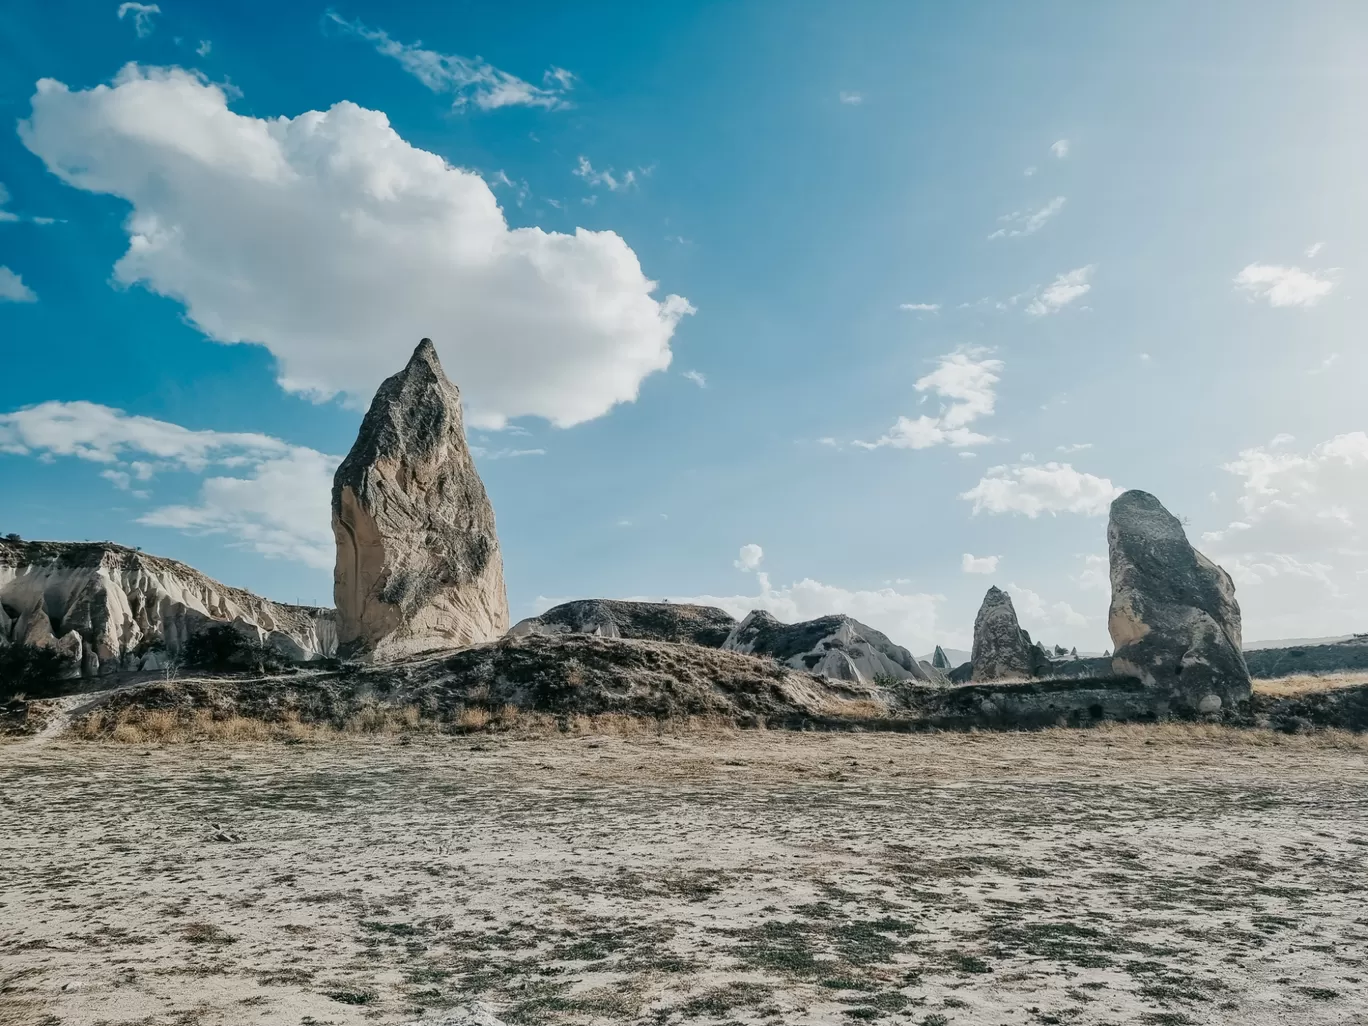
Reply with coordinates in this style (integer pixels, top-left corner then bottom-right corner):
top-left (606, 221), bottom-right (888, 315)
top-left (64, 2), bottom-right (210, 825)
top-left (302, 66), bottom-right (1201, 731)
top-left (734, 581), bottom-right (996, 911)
top-left (1253, 671), bottom-right (1368, 698)
top-left (1043, 719), bottom-right (1368, 750)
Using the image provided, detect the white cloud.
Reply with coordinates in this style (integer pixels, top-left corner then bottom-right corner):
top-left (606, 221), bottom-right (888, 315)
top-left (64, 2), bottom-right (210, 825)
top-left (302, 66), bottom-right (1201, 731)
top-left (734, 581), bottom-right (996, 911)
top-left (1056, 442), bottom-right (1093, 453)
top-left (659, 572), bottom-right (948, 652)
top-left (961, 553), bottom-right (999, 574)
top-left (1305, 242), bottom-right (1323, 259)
top-left (116, 2), bottom-right (160, 38)
top-left (0, 183), bottom-right (16, 222)
top-left (899, 302), bottom-right (940, 313)
top-left (326, 13), bottom-right (573, 111)
top-left (839, 91), bottom-right (863, 105)
top-left (1026, 265), bottom-right (1093, 316)
top-left (1006, 582), bottom-right (1088, 632)
top-left (1309, 353), bottom-right (1339, 374)
top-left (734, 543), bottom-right (763, 571)
top-left (0, 266), bottom-right (37, 303)
top-left (1071, 553), bottom-right (1109, 593)
top-left (468, 445), bottom-right (545, 460)
top-left (1023, 166), bottom-right (1037, 177)
top-left (1051, 139), bottom-right (1069, 158)
top-left (20, 65), bottom-right (693, 429)
top-left (573, 156), bottom-right (636, 192)
top-left (989, 196), bottom-right (1065, 239)
top-left (196, 40), bottom-right (212, 57)
top-left (961, 461), bottom-right (1121, 517)
top-left (682, 370), bottom-right (707, 388)
top-left (0, 401), bottom-right (337, 567)
top-left (856, 350), bottom-right (1002, 451)
top-left (1234, 263), bottom-right (1336, 308)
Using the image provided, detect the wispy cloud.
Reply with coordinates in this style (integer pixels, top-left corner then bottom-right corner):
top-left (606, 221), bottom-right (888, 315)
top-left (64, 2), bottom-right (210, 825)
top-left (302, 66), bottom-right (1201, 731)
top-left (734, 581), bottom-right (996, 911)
top-left (1026, 265), bottom-right (1093, 316)
top-left (0, 400), bottom-right (337, 566)
top-left (573, 156), bottom-right (636, 191)
top-left (116, 2), bottom-right (160, 37)
top-left (899, 302), bottom-right (940, 313)
top-left (856, 350), bottom-right (1002, 451)
top-left (1234, 263), bottom-right (1336, 308)
top-left (682, 370), bottom-right (707, 388)
top-left (1305, 241), bottom-right (1324, 259)
top-left (196, 39), bottom-right (212, 56)
top-left (1051, 139), bottom-right (1069, 158)
top-left (989, 196), bottom-right (1065, 239)
top-left (325, 12), bottom-right (573, 111)
top-left (839, 91), bottom-right (863, 105)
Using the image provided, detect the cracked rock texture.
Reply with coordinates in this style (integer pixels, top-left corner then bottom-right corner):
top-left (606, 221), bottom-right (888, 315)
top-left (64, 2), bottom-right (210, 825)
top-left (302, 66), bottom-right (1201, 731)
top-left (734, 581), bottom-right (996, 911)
top-left (332, 339), bottom-right (508, 658)
top-left (1107, 489), bottom-right (1250, 714)
top-left (0, 539), bottom-right (335, 676)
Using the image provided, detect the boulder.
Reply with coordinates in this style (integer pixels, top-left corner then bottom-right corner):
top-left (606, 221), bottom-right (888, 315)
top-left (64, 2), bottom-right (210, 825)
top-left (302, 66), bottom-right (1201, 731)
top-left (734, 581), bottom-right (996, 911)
top-left (970, 586), bottom-right (1040, 681)
top-left (722, 610), bottom-right (932, 684)
top-left (332, 339), bottom-right (509, 658)
top-left (0, 538), bottom-right (335, 676)
top-left (1107, 489), bottom-right (1250, 714)
top-left (510, 599), bottom-right (735, 647)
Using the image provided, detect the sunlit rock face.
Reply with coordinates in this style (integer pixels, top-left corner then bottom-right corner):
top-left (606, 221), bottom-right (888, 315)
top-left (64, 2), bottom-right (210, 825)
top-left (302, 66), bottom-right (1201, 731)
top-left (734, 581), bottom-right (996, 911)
top-left (1107, 489), bottom-right (1250, 715)
top-left (0, 539), bottom-right (336, 676)
top-left (332, 339), bottom-right (508, 659)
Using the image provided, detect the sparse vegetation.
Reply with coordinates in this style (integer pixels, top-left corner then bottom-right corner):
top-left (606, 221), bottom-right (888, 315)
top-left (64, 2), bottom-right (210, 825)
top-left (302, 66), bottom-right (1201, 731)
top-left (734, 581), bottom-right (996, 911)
top-left (0, 642), bottom-right (71, 699)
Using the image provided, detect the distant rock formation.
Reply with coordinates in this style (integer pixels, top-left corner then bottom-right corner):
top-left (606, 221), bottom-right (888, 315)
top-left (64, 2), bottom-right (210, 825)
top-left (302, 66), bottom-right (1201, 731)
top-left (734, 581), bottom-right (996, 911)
top-left (332, 339), bottom-right (508, 658)
top-left (932, 645), bottom-right (951, 670)
top-left (722, 610), bottom-right (934, 685)
top-left (1107, 489), bottom-right (1250, 714)
top-left (970, 586), bottom-right (1038, 681)
top-left (0, 539), bottom-right (335, 676)
top-left (510, 599), bottom-right (735, 647)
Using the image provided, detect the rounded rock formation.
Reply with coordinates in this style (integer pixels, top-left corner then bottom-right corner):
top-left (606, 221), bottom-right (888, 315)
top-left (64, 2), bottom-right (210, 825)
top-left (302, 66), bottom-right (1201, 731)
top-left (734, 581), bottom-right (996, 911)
top-left (1107, 489), bottom-right (1250, 714)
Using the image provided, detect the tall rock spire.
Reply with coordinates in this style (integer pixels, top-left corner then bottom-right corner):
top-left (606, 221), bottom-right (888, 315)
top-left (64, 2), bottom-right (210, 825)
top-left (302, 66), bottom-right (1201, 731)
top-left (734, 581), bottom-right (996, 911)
top-left (332, 338), bottom-right (509, 658)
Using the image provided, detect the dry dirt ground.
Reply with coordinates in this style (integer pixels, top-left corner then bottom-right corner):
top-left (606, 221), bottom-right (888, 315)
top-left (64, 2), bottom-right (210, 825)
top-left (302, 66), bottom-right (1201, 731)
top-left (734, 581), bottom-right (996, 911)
top-left (2, 728), bottom-right (1367, 1026)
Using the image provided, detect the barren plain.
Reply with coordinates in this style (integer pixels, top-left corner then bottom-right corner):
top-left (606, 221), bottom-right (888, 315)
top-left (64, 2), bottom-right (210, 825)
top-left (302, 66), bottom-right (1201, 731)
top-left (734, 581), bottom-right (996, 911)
top-left (2, 727), bottom-right (1367, 1026)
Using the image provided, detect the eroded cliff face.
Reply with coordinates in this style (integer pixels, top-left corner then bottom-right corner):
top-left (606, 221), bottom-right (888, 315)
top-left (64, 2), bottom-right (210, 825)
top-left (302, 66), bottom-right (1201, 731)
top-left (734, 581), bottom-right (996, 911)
top-left (0, 539), bottom-right (336, 676)
top-left (331, 339), bottom-right (508, 658)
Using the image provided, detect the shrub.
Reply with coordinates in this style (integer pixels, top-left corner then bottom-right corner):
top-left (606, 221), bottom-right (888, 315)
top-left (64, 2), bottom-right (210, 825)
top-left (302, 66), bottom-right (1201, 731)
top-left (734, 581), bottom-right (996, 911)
top-left (0, 642), bottom-right (71, 699)
top-left (182, 624), bottom-right (289, 674)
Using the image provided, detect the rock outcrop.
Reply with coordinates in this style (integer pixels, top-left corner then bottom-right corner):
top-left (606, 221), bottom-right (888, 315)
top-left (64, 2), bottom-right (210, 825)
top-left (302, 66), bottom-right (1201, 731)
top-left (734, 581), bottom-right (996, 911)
top-left (0, 538), bottom-right (336, 676)
top-left (510, 599), bottom-right (735, 647)
top-left (931, 645), bottom-right (952, 671)
top-left (722, 610), bottom-right (934, 684)
top-left (970, 586), bottom-right (1048, 682)
top-left (332, 339), bottom-right (509, 658)
top-left (1107, 490), bottom-right (1250, 714)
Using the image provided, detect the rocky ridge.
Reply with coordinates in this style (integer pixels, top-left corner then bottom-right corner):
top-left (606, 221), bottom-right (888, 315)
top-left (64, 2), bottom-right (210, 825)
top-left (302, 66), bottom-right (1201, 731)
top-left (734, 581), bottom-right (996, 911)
top-left (721, 610), bottom-right (934, 685)
top-left (0, 538), bottom-right (335, 677)
top-left (510, 599), bottom-right (736, 647)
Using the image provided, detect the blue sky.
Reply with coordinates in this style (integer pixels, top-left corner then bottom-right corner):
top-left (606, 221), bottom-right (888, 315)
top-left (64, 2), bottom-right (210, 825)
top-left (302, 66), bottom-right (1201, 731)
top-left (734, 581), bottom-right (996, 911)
top-left (3, 1), bottom-right (1368, 653)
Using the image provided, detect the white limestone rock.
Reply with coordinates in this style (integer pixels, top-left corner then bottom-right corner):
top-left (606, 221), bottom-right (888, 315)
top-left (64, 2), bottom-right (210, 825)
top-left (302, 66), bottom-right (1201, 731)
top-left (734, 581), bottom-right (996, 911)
top-left (0, 538), bottom-right (336, 676)
top-left (332, 339), bottom-right (509, 659)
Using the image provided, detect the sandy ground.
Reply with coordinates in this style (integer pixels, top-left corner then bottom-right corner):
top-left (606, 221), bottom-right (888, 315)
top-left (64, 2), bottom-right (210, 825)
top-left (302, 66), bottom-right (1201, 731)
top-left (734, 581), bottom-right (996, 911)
top-left (2, 728), bottom-right (1367, 1026)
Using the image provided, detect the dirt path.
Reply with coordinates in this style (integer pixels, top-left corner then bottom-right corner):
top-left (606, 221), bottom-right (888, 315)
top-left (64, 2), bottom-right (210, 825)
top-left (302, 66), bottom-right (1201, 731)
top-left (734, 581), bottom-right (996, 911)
top-left (1, 728), bottom-right (1366, 1026)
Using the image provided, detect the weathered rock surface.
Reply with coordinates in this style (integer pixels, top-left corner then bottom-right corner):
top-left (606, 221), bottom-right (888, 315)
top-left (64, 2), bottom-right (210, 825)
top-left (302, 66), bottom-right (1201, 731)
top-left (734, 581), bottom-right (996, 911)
top-left (510, 599), bottom-right (735, 647)
top-left (722, 610), bottom-right (934, 684)
top-left (332, 339), bottom-right (508, 658)
top-left (1107, 489), bottom-right (1250, 714)
top-left (0, 539), bottom-right (336, 676)
top-left (1244, 638), bottom-right (1368, 679)
top-left (970, 586), bottom-right (1045, 681)
top-left (931, 645), bottom-right (952, 671)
